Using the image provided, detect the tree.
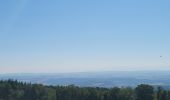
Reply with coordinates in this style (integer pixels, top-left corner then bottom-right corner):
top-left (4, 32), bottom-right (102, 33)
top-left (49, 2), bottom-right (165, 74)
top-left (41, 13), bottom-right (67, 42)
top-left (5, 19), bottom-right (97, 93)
top-left (119, 87), bottom-right (134, 100)
top-left (157, 87), bottom-right (163, 100)
top-left (107, 87), bottom-right (120, 100)
top-left (135, 84), bottom-right (154, 100)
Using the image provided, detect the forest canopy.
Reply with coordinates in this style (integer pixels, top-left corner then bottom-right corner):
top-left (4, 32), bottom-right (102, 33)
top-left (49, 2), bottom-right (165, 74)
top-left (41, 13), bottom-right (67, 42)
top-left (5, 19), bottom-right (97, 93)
top-left (0, 79), bottom-right (170, 100)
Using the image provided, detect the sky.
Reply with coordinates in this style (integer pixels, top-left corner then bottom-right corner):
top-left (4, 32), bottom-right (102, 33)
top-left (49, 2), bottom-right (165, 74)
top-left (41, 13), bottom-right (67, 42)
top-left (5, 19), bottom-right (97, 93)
top-left (0, 0), bottom-right (170, 73)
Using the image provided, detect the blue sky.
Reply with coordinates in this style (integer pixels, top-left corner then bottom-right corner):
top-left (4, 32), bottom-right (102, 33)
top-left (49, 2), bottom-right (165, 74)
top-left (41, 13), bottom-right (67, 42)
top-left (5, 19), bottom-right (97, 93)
top-left (0, 0), bottom-right (170, 73)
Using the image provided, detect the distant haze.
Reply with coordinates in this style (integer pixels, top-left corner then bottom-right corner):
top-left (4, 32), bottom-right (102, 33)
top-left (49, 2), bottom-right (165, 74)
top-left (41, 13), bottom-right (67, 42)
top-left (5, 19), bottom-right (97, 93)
top-left (1, 71), bottom-right (170, 88)
top-left (0, 0), bottom-right (170, 73)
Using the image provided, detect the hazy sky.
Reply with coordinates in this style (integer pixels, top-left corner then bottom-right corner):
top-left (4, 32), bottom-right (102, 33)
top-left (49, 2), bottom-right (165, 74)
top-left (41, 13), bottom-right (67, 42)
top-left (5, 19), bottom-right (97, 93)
top-left (0, 0), bottom-right (170, 73)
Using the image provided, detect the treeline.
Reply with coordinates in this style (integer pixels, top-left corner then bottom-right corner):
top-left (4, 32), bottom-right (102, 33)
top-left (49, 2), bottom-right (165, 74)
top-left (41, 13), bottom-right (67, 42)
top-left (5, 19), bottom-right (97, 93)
top-left (0, 80), bottom-right (170, 100)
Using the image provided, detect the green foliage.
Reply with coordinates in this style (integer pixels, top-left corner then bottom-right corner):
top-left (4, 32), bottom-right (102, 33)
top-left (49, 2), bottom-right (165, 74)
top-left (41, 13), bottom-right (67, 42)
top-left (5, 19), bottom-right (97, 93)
top-left (135, 84), bottom-right (154, 100)
top-left (0, 80), bottom-right (170, 100)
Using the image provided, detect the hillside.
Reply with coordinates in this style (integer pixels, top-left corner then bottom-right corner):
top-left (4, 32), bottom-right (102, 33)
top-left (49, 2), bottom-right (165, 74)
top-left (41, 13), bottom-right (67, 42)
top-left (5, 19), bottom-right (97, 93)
top-left (0, 79), bottom-right (170, 100)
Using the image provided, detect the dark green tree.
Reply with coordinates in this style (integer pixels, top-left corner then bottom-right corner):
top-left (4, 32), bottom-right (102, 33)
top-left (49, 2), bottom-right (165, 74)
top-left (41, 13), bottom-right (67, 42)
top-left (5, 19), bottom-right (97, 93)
top-left (135, 84), bottom-right (154, 100)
